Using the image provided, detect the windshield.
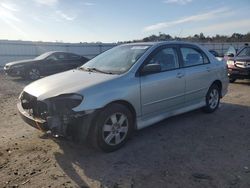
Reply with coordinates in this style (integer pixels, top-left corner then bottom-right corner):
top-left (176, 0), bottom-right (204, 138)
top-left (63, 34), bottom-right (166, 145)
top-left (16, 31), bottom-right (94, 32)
top-left (34, 52), bottom-right (53, 60)
top-left (237, 47), bottom-right (250, 57)
top-left (81, 45), bottom-right (151, 74)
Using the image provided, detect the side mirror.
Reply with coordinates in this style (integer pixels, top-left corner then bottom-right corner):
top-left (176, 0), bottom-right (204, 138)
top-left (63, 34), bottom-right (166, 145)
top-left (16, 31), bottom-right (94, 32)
top-left (141, 64), bottom-right (161, 75)
top-left (227, 53), bottom-right (235, 58)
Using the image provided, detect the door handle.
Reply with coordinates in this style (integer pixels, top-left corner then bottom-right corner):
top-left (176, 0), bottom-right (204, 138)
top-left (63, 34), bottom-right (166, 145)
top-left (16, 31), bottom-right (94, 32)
top-left (206, 67), bottom-right (211, 72)
top-left (176, 72), bottom-right (184, 78)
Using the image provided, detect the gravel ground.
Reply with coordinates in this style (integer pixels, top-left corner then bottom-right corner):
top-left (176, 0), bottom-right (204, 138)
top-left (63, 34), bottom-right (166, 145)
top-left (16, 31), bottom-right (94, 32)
top-left (0, 72), bottom-right (250, 188)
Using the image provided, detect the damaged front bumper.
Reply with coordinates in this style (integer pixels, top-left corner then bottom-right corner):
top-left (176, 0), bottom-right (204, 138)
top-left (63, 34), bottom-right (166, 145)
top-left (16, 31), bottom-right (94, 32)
top-left (17, 102), bottom-right (49, 132)
top-left (17, 92), bottom-right (98, 141)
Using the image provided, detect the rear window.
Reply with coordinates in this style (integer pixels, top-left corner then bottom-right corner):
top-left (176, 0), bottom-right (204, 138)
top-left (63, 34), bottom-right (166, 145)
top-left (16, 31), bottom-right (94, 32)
top-left (238, 47), bottom-right (250, 57)
top-left (181, 47), bottom-right (209, 67)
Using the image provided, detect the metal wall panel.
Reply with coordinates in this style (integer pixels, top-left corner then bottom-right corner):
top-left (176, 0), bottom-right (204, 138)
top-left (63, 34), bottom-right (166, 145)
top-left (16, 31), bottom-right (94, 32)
top-left (0, 40), bottom-right (248, 67)
top-left (0, 40), bottom-right (116, 67)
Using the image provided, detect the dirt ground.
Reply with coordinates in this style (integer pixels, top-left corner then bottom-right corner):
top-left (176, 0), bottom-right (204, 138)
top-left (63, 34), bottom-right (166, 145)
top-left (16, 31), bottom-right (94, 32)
top-left (0, 72), bottom-right (250, 188)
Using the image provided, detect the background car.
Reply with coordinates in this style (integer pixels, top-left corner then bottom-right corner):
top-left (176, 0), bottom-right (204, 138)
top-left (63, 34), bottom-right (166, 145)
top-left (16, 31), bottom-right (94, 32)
top-left (225, 45), bottom-right (250, 83)
top-left (4, 51), bottom-right (89, 80)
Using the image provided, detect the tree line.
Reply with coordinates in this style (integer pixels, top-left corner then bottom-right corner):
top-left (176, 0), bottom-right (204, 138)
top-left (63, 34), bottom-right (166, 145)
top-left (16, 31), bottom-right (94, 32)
top-left (120, 32), bottom-right (250, 43)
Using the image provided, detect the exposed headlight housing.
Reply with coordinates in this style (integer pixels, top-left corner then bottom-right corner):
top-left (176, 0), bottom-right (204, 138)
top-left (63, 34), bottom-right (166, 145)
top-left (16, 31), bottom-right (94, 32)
top-left (49, 94), bottom-right (83, 111)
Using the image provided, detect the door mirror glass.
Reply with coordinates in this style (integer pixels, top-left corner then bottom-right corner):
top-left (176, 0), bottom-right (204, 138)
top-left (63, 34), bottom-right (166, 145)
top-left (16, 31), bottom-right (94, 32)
top-left (227, 53), bottom-right (234, 57)
top-left (141, 64), bottom-right (161, 75)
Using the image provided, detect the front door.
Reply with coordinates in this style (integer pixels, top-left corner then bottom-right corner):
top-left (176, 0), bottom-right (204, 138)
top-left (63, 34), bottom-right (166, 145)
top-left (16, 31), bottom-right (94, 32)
top-left (140, 46), bottom-right (185, 116)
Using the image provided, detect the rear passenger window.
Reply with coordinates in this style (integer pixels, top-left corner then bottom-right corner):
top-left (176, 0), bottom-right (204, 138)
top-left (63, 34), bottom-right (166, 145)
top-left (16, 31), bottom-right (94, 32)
top-left (147, 47), bottom-right (179, 71)
top-left (181, 48), bottom-right (209, 67)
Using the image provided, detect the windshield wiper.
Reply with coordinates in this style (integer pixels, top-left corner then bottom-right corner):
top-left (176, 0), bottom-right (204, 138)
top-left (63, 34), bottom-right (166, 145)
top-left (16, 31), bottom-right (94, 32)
top-left (86, 68), bottom-right (115, 74)
top-left (78, 67), bottom-right (89, 71)
top-left (78, 67), bottom-right (115, 74)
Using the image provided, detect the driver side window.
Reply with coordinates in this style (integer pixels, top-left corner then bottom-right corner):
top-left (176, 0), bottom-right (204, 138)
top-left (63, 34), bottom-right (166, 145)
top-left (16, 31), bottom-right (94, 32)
top-left (146, 47), bottom-right (179, 72)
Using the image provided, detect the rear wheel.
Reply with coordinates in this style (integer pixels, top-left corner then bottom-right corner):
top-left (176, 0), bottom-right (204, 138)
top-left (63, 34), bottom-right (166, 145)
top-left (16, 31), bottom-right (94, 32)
top-left (203, 84), bottom-right (220, 113)
top-left (90, 103), bottom-right (134, 152)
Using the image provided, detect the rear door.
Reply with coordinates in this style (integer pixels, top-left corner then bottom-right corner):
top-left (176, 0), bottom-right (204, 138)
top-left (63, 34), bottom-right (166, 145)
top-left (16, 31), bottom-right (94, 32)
top-left (140, 45), bottom-right (186, 116)
top-left (42, 53), bottom-right (61, 75)
top-left (55, 52), bottom-right (71, 72)
top-left (180, 45), bottom-right (213, 106)
top-left (42, 53), bottom-right (69, 74)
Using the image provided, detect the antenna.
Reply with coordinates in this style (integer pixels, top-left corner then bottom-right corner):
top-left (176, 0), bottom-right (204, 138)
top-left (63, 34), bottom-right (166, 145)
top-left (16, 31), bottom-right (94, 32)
top-left (178, 28), bottom-right (183, 40)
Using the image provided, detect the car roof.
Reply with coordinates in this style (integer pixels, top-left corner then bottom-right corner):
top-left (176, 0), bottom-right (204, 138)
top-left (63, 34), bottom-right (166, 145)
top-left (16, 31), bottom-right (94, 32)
top-left (121, 41), bottom-right (200, 47)
top-left (48, 51), bottom-right (76, 54)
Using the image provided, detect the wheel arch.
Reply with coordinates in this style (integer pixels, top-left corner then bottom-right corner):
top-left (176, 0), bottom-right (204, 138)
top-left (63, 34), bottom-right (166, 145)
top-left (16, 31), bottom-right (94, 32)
top-left (211, 80), bottom-right (222, 97)
top-left (106, 100), bottom-right (137, 129)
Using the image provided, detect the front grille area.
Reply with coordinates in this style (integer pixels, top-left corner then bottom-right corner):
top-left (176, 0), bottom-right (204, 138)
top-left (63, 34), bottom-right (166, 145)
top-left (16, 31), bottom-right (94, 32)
top-left (20, 92), bottom-right (48, 120)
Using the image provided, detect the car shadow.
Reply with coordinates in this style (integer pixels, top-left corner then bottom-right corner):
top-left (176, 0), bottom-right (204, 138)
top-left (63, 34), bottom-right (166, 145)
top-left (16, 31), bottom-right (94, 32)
top-left (52, 102), bottom-right (250, 187)
top-left (0, 72), bottom-right (31, 85)
top-left (9, 77), bottom-right (31, 85)
top-left (232, 80), bottom-right (250, 86)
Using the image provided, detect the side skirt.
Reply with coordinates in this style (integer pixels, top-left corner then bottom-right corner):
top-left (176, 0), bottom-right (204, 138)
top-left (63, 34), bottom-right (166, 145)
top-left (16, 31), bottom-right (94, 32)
top-left (136, 101), bottom-right (206, 130)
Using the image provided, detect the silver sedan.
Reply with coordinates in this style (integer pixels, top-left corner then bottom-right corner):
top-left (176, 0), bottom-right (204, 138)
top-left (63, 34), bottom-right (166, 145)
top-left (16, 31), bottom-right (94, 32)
top-left (18, 41), bottom-right (229, 152)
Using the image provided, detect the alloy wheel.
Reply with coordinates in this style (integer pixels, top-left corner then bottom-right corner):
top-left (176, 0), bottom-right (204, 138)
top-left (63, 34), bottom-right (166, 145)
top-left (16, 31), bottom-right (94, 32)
top-left (29, 68), bottom-right (40, 80)
top-left (102, 113), bottom-right (129, 146)
top-left (208, 89), bottom-right (219, 109)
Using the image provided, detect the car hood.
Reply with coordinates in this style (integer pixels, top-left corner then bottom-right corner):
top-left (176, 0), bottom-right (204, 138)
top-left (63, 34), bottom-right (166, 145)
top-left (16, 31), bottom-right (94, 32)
top-left (6, 59), bottom-right (38, 67)
top-left (23, 69), bottom-right (118, 100)
top-left (233, 56), bottom-right (250, 62)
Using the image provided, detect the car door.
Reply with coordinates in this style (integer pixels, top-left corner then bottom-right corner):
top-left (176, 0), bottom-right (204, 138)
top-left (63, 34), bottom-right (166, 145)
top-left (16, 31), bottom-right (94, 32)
top-left (180, 45), bottom-right (213, 106)
top-left (42, 53), bottom-right (61, 75)
top-left (140, 46), bottom-right (185, 117)
top-left (67, 53), bottom-right (83, 69)
top-left (55, 52), bottom-right (71, 72)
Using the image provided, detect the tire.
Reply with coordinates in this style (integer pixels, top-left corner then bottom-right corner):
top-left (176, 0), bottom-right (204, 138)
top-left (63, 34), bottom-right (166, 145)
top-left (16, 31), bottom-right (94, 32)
top-left (90, 103), bottom-right (134, 152)
top-left (229, 78), bottom-right (236, 83)
top-left (26, 68), bottom-right (40, 80)
top-left (203, 84), bottom-right (220, 113)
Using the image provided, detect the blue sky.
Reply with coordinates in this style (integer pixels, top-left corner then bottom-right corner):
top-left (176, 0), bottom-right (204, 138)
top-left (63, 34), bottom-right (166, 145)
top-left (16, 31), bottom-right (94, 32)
top-left (0, 0), bottom-right (249, 43)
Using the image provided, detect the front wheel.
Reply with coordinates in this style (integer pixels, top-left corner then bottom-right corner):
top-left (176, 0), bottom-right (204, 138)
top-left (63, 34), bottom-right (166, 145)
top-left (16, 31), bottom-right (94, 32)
top-left (229, 78), bottom-right (236, 83)
top-left (203, 84), bottom-right (220, 113)
top-left (26, 68), bottom-right (40, 80)
top-left (90, 104), bottom-right (134, 152)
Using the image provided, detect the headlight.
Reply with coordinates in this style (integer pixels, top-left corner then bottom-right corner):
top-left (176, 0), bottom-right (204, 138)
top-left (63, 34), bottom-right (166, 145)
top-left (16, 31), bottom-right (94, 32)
top-left (227, 60), bottom-right (234, 66)
top-left (49, 94), bottom-right (83, 110)
top-left (4, 65), bottom-right (10, 70)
